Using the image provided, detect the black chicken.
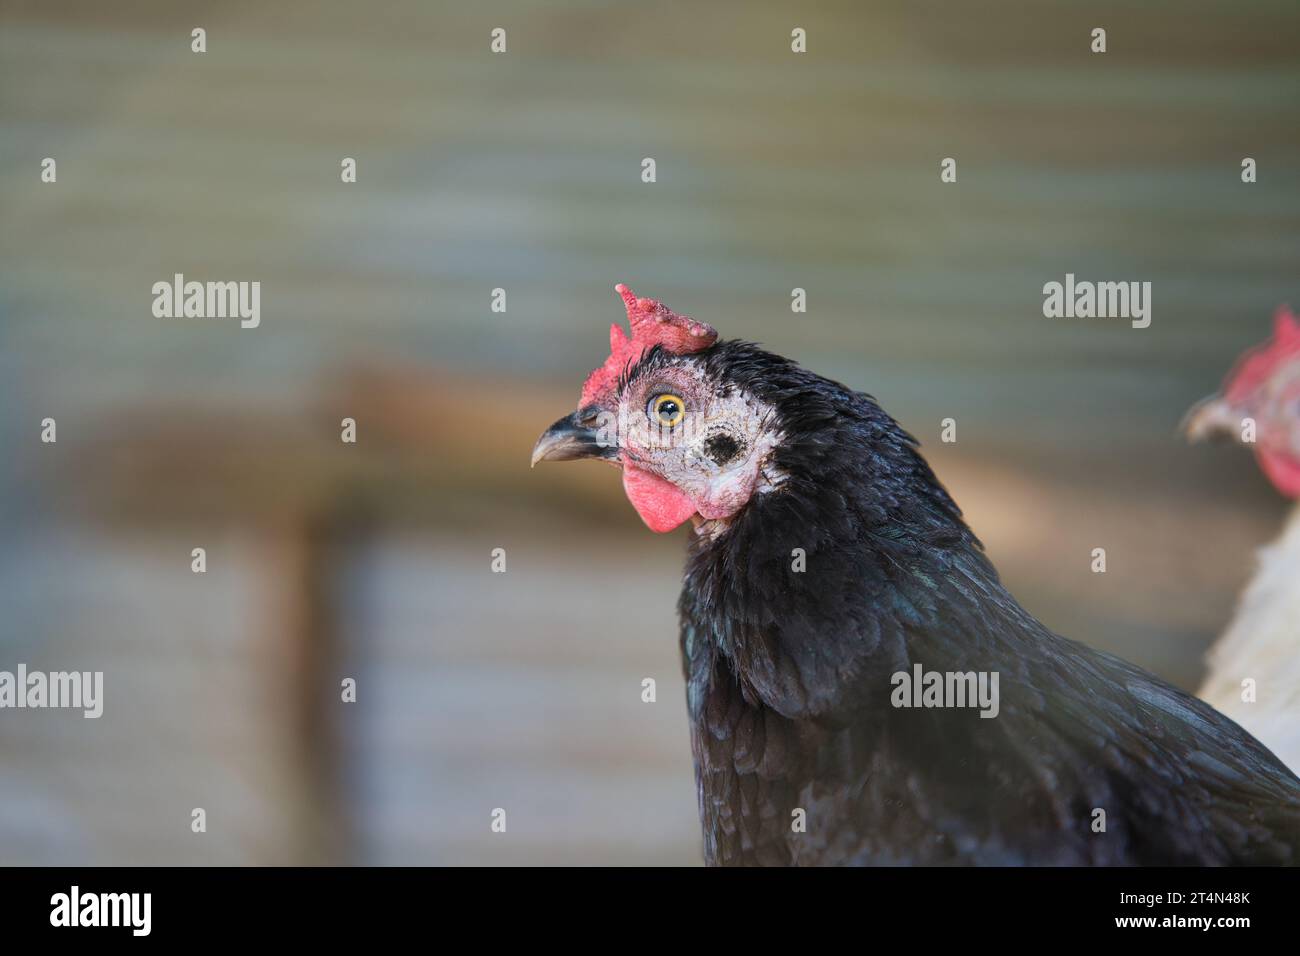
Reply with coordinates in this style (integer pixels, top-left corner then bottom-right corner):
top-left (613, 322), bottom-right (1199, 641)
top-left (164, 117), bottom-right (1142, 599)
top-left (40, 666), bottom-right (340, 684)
top-left (532, 284), bottom-right (1300, 866)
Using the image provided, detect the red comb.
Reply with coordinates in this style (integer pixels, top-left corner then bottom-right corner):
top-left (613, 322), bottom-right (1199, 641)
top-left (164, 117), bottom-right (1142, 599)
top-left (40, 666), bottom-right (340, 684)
top-left (579, 284), bottom-right (718, 406)
top-left (1223, 305), bottom-right (1300, 404)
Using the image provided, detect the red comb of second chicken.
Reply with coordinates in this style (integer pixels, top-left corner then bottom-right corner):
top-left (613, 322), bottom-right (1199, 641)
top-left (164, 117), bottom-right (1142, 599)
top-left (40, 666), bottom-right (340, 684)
top-left (1223, 305), bottom-right (1300, 403)
top-left (579, 284), bottom-right (718, 406)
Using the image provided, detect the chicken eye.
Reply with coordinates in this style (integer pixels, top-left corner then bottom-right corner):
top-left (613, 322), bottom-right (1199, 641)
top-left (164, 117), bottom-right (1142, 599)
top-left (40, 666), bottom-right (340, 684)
top-left (649, 393), bottom-right (686, 427)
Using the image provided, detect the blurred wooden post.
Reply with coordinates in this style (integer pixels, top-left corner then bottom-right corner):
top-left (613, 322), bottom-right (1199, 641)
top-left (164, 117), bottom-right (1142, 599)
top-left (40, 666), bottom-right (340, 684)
top-left (261, 508), bottom-right (357, 863)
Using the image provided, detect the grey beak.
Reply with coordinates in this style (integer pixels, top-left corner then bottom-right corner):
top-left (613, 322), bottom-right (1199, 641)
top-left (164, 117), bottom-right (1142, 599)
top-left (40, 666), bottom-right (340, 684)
top-left (531, 410), bottom-right (617, 467)
top-left (1182, 394), bottom-right (1247, 444)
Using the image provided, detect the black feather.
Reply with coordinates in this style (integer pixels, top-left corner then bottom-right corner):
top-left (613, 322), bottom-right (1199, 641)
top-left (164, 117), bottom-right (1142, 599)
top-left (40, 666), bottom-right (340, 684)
top-left (675, 340), bottom-right (1300, 865)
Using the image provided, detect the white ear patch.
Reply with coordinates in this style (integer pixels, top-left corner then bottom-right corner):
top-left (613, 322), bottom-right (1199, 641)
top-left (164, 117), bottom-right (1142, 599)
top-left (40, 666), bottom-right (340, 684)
top-left (686, 392), bottom-right (784, 519)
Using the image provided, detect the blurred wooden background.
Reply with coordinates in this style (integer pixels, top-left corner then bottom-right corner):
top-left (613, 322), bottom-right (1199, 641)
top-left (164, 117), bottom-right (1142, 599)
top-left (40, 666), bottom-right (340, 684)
top-left (0, 0), bottom-right (1297, 864)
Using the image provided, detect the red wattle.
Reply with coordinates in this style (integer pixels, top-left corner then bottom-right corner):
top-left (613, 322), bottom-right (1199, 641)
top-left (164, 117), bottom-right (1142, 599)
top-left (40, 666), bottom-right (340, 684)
top-left (621, 460), bottom-right (697, 532)
top-left (1257, 449), bottom-right (1300, 499)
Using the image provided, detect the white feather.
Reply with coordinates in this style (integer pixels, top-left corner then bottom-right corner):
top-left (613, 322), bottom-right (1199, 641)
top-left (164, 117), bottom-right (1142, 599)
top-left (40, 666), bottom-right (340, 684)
top-left (1199, 505), bottom-right (1300, 773)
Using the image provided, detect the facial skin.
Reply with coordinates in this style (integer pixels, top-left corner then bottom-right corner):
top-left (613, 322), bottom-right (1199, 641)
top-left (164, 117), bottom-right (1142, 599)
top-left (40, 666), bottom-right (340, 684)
top-left (612, 357), bottom-right (783, 528)
top-left (533, 352), bottom-right (784, 532)
top-left (1184, 309), bottom-right (1300, 498)
top-left (1248, 360), bottom-right (1300, 495)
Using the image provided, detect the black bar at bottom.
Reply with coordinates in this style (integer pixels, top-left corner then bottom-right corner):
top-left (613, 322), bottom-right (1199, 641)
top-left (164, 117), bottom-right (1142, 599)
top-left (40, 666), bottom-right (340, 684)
top-left (0, 865), bottom-right (1289, 941)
